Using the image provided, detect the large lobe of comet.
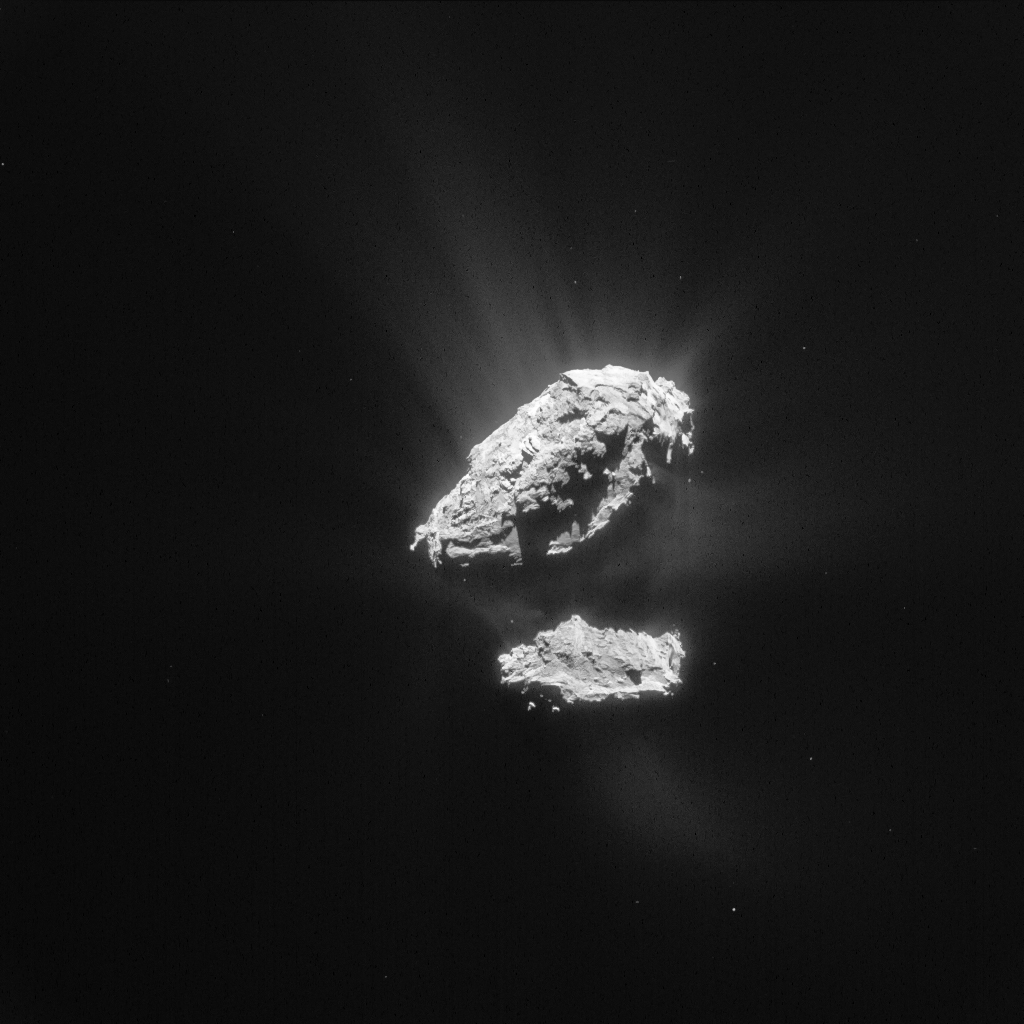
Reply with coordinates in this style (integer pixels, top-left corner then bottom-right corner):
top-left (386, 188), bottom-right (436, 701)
top-left (411, 366), bottom-right (693, 569)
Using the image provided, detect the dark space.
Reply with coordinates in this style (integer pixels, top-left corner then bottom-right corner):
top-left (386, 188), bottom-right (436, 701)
top-left (2, 3), bottom-right (1022, 1021)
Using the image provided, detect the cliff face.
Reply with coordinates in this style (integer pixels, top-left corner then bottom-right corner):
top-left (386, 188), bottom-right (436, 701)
top-left (411, 366), bottom-right (693, 569)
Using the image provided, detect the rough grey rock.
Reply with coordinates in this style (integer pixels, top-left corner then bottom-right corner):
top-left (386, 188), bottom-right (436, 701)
top-left (411, 366), bottom-right (693, 568)
top-left (498, 614), bottom-right (684, 705)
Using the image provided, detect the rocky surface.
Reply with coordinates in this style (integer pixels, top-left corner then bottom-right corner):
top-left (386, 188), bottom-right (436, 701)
top-left (411, 366), bottom-right (693, 568)
top-left (498, 614), bottom-right (684, 705)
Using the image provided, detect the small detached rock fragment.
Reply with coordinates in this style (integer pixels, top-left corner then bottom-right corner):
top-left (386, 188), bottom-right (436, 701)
top-left (498, 614), bottom-right (684, 705)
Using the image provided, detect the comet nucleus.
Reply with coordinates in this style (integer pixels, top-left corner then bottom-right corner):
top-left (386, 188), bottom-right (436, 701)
top-left (411, 366), bottom-right (693, 569)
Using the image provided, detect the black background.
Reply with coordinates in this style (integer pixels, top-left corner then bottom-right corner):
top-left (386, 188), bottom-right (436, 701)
top-left (3, 3), bottom-right (1022, 1021)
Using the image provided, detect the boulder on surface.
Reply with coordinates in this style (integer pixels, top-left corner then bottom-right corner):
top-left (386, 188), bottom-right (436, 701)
top-left (411, 366), bottom-right (693, 569)
top-left (498, 614), bottom-right (684, 705)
